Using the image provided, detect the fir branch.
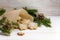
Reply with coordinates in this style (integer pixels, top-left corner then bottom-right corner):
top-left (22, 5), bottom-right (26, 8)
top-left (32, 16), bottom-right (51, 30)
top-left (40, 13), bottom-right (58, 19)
top-left (23, 7), bottom-right (37, 17)
top-left (0, 8), bottom-right (6, 16)
top-left (0, 17), bottom-right (6, 25)
top-left (23, 7), bottom-right (51, 27)
top-left (42, 18), bottom-right (51, 27)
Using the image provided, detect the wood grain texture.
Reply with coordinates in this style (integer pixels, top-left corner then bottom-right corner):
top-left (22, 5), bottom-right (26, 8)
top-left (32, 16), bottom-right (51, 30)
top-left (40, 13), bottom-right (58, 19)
top-left (0, 0), bottom-right (60, 16)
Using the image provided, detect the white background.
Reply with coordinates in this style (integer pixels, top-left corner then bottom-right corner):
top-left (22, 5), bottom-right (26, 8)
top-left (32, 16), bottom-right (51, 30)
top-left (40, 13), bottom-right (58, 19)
top-left (0, 0), bottom-right (60, 16)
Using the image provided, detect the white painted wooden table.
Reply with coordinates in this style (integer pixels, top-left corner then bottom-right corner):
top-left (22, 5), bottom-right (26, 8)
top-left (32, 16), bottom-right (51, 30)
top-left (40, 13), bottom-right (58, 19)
top-left (0, 0), bottom-right (60, 16)
top-left (0, 16), bottom-right (60, 40)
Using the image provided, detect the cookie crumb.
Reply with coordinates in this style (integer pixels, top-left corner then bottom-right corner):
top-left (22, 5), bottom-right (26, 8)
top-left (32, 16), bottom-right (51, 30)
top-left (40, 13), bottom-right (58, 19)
top-left (17, 32), bottom-right (24, 36)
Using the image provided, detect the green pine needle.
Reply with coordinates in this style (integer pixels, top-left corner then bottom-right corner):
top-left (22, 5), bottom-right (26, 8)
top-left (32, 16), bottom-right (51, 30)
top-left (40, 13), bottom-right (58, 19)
top-left (0, 17), bottom-right (6, 25)
top-left (23, 7), bottom-right (37, 17)
top-left (42, 18), bottom-right (51, 27)
top-left (23, 7), bottom-right (51, 27)
top-left (0, 8), bottom-right (6, 16)
top-left (37, 20), bottom-right (41, 26)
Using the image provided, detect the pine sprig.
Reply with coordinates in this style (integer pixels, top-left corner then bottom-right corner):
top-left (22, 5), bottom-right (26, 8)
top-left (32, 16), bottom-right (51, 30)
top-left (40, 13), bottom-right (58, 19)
top-left (36, 19), bottom-right (42, 26)
top-left (23, 7), bottom-right (51, 27)
top-left (0, 17), bottom-right (6, 25)
top-left (23, 7), bottom-right (37, 17)
top-left (0, 8), bottom-right (6, 16)
top-left (0, 20), bottom-right (13, 36)
top-left (36, 14), bottom-right (51, 27)
top-left (42, 18), bottom-right (51, 27)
